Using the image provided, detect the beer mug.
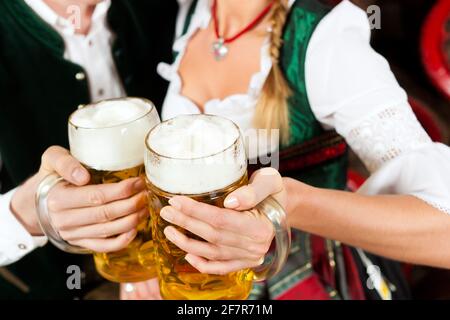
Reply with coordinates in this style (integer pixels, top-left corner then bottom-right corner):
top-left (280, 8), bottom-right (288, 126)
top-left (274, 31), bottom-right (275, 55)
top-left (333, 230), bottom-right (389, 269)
top-left (144, 114), bottom-right (291, 300)
top-left (37, 98), bottom-right (160, 283)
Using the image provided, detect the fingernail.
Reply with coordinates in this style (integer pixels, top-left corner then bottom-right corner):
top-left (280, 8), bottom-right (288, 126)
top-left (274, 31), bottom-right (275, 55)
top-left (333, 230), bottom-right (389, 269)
top-left (160, 207), bottom-right (174, 222)
top-left (164, 226), bottom-right (176, 239)
top-left (224, 196), bottom-right (239, 208)
top-left (133, 178), bottom-right (146, 192)
top-left (258, 256), bottom-right (265, 266)
top-left (168, 197), bottom-right (182, 210)
top-left (72, 168), bottom-right (88, 184)
top-left (184, 254), bottom-right (193, 263)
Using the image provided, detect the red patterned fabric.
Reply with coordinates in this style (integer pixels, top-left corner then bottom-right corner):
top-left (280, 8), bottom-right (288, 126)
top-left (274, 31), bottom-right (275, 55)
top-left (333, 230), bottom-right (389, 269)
top-left (342, 246), bottom-right (366, 300)
top-left (248, 131), bottom-right (347, 177)
top-left (311, 236), bottom-right (336, 290)
top-left (276, 235), bottom-right (366, 300)
top-left (279, 141), bottom-right (347, 174)
top-left (277, 274), bottom-right (334, 300)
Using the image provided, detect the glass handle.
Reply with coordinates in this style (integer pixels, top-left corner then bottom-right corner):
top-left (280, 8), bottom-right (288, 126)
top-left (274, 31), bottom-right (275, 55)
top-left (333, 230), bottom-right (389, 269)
top-left (35, 173), bottom-right (92, 254)
top-left (252, 196), bottom-right (291, 282)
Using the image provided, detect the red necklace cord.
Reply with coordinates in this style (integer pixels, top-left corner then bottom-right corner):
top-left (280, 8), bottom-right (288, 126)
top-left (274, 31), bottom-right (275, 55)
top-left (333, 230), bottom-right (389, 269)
top-left (212, 0), bottom-right (275, 44)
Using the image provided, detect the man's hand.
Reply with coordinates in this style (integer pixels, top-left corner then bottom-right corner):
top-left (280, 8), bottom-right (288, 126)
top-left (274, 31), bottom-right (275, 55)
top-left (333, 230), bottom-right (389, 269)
top-left (11, 146), bottom-right (146, 252)
top-left (120, 279), bottom-right (162, 300)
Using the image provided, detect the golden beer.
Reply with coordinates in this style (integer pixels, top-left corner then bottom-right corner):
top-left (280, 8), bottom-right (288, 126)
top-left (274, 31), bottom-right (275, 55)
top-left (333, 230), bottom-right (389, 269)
top-left (147, 174), bottom-right (253, 300)
top-left (145, 114), bottom-right (254, 300)
top-left (69, 98), bottom-right (160, 283)
top-left (88, 164), bottom-right (156, 282)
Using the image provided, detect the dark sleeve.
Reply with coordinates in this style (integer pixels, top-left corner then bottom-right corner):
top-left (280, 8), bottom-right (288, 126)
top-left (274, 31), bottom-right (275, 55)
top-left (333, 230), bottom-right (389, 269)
top-left (0, 52), bottom-right (13, 192)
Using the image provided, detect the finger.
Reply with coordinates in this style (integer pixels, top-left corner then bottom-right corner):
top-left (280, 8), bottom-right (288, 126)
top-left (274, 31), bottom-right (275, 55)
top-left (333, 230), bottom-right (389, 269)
top-left (122, 280), bottom-right (161, 300)
top-left (127, 291), bottom-right (139, 300)
top-left (163, 226), bottom-right (264, 261)
top-left (185, 254), bottom-right (263, 276)
top-left (161, 206), bottom-right (268, 250)
top-left (167, 196), bottom-right (258, 237)
top-left (224, 167), bottom-right (283, 210)
top-left (48, 177), bottom-right (146, 211)
top-left (145, 278), bottom-right (162, 300)
top-left (69, 229), bottom-right (137, 253)
top-left (60, 208), bottom-right (146, 241)
top-left (51, 191), bottom-right (148, 230)
top-left (135, 281), bottom-right (151, 298)
top-left (40, 146), bottom-right (90, 186)
top-left (120, 283), bottom-right (139, 300)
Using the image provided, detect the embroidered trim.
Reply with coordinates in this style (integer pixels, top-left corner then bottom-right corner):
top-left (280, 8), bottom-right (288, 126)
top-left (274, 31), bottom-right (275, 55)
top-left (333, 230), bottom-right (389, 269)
top-left (346, 105), bottom-right (432, 173)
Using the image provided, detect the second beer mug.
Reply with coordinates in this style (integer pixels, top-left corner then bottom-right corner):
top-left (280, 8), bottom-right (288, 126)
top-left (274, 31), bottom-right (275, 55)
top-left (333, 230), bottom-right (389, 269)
top-left (68, 98), bottom-right (160, 282)
top-left (145, 114), bottom-right (291, 300)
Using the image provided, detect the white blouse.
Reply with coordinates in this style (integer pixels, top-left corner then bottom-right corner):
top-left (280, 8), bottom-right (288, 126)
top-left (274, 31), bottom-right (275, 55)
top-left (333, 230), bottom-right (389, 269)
top-left (24, 0), bottom-right (126, 101)
top-left (158, 0), bottom-right (450, 214)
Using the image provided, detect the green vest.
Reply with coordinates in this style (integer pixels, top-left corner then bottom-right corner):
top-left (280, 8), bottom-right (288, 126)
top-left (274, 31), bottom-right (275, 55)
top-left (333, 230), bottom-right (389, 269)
top-left (0, 0), bottom-right (177, 299)
top-left (180, 0), bottom-right (348, 299)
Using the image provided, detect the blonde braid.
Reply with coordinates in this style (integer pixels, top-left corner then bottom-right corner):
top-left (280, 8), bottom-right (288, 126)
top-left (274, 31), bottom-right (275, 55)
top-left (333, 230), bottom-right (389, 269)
top-left (253, 0), bottom-right (292, 145)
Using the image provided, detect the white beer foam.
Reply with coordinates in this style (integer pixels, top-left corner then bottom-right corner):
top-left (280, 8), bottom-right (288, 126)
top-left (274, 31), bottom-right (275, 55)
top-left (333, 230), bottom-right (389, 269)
top-left (70, 99), bottom-right (149, 128)
top-left (69, 98), bottom-right (160, 171)
top-left (146, 115), bottom-right (247, 194)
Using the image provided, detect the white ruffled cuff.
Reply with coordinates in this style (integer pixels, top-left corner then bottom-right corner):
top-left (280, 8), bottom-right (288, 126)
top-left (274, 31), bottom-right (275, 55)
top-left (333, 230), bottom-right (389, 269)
top-left (358, 143), bottom-right (450, 214)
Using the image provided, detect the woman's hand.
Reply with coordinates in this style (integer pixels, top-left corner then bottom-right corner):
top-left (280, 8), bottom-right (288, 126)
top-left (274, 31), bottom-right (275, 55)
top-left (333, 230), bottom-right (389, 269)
top-left (11, 146), bottom-right (147, 252)
top-left (160, 168), bottom-right (287, 275)
top-left (120, 279), bottom-right (162, 300)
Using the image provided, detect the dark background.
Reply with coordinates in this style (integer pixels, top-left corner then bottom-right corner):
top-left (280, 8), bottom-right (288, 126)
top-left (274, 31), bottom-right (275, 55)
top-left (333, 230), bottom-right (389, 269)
top-left (356, 0), bottom-right (450, 140)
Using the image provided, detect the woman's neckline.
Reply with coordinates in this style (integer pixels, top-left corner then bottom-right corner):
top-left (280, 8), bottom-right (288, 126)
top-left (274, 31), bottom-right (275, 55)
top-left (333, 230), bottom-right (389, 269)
top-left (171, 0), bottom-right (276, 113)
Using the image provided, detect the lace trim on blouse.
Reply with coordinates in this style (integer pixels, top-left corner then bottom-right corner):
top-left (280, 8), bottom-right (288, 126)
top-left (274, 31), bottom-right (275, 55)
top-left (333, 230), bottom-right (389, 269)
top-left (346, 104), bottom-right (432, 173)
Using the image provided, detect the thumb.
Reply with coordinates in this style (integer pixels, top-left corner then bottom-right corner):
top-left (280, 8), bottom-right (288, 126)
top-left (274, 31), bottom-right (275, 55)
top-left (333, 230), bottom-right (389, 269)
top-left (224, 167), bottom-right (284, 211)
top-left (40, 146), bottom-right (90, 186)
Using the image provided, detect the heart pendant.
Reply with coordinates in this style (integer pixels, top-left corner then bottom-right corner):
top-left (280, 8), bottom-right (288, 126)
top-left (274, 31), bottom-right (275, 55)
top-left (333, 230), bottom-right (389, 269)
top-left (212, 38), bottom-right (229, 61)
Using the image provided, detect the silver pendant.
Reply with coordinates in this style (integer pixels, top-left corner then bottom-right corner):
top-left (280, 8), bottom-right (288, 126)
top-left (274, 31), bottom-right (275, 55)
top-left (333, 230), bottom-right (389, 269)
top-left (212, 38), bottom-right (229, 61)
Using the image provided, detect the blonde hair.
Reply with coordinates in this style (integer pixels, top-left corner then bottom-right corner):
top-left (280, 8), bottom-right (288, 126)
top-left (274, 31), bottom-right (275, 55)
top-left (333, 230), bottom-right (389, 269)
top-left (253, 0), bottom-right (292, 145)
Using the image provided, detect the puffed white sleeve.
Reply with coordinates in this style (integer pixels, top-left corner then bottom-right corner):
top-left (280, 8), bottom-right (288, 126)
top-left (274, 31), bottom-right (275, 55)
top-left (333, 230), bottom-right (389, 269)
top-left (0, 187), bottom-right (47, 266)
top-left (305, 0), bottom-right (450, 213)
